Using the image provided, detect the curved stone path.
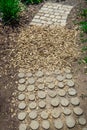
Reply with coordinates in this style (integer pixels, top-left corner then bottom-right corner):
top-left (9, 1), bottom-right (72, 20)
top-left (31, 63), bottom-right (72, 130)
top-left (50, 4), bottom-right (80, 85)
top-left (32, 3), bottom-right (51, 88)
top-left (30, 2), bottom-right (73, 26)
top-left (17, 68), bottom-right (87, 130)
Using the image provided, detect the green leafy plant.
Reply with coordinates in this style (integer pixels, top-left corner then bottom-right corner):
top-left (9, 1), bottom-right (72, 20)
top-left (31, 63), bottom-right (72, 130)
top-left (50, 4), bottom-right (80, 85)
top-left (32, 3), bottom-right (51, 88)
top-left (80, 9), bottom-right (87, 19)
top-left (23, 0), bottom-right (42, 4)
top-left (0, 0), bottom-right (22, 24)
top-left (82, 46), bottom-right (87, 51)
top-left (80, 21), bottom-right (87, 33)
top-left (83, 57), bottom-right (87, 63)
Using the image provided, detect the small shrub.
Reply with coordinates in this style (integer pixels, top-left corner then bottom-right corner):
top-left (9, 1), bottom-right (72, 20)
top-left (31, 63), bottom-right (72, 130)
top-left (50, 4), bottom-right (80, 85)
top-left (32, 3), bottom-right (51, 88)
top-left (0, 0), bottom-right (22, 24)
top-left (23, 0), bottom-right (42, 4)
top-left (80, 9), bottom-right (87, 19)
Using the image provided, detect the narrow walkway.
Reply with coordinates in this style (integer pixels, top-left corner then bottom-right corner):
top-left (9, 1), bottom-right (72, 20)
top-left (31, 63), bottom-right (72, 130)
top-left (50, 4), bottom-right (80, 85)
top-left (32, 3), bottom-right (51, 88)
top-left (30, 2), bottom-right (73, 26)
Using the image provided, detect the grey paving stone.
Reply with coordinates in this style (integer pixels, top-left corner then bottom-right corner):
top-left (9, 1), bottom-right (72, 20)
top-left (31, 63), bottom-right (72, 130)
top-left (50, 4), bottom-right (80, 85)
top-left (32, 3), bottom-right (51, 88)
top-left (71, 97), bottom-right (80, 106)
top-left (61, 98), bottom-right (69, 107)
top-left (18, 85), bottom-right (26, 92)
top-left (28, 77), bottom-right (35, 84)
top-left (51, 98), bottom-right (60, 107)
top-left (48, 90), bottom-right (57, 98)
top-left (18, 102), bottom-right (26, 110)
top-left (73, 107), bottom-right (83, 116)
top-left (78, 117), bottom-right (86, 125)
top-left (67, 80), bottom-right (75, 87)
top-left (57, 75), bottom-right (65, 81)
top-left (38, 84), bottom-right (44, 90)
top-left (39, 101), bottom-right (46, 108)
top-left (66, 74), bottom-right (72, 79)
top-left (19, 78), bottom-right (25, 84)
top-left (30, 121), bottom-right (39, 130)
top-left (18, 72), bottom-right (25, 78)
top-left (36, 70), bottom-right (44, 77)
top-left (19, 124), bottom-right (27, 130)
top-left (41, 111), bottom-right (49, 119)
top-left (58, 82), bottom-right (64, 88)
top-left (18, 112), bottom-right (26, 121)
top-left (29, 111), bottom-right (37, 119)
top-left (48, 83), bottom-right (55, 89)
top-left (58, 89), bottom-right (66, 97)
top-left (52, 109), bottom-right (61, 118)
top-left (63, 108), bottom-right (71, 115)
top-left (29, 102), bottom-right (37, 109)
top-left (66, 116), bottom-right (75, 128)
top-left (38, 91), bottom-right (46, 99)
top-left (27, 85), bottom-right (35, 92)
top-left (42, 120), bottom-right (50, 129)
top-left (54, 119), bottom-right (63, 129)
top-left (29, 94), bottom-right (35, 101)
top-left (68, 88), bottom-right (77, 96)
top-left (37, 77), bottom-right (44, 83)
top-left (18, 94), bottom-right (25, 101)
top-left (26, 72), bottom-right (32, 77)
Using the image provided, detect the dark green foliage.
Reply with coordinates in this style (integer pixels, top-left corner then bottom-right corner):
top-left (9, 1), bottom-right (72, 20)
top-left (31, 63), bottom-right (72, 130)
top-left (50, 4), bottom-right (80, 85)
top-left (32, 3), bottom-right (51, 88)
top-left (80, 9), bottom-right (87, 19)
top-left (80, 21), bottom-right (87, 33)
top-left (82, 46), bottom-right (87, 51)
top-left (23, 0), bottom-right (42, 4)
top-left (0, 0), bottom-right (22, 24)
top-left (83, 57), bottom-right (87, 63)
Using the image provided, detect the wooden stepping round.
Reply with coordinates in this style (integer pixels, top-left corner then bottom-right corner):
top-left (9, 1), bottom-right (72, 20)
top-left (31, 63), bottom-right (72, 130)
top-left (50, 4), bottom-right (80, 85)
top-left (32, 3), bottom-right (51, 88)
top-left (48, 90), bottom-right (57, 98)
top-left (18, 112), bottom-right (26, 121)
top-left (19, 124), bottom-right (27, 130)
top-left (38, 84), bottom-right (44, 90)
top-left (18, 85), bottom-right (26, 92)
top-left (73, 107), bottom-right (83, 116)
top-left (29, 94), bottom-right (35, 101)
top-left (63, 108), bottom-right (71, 115)
top-left (58, 89), bottom-right (66, 97)
top-left (54, 119), bottom-right (63, 129)
top-left (18, 102), bottom-right (26, 110)
top-left (41, 111), bottom-right (49, 119)
top-left (29, 102), bottom-right (37, 109)
top-left (27, 85), bottom-right (35, 92)
top-left (18, 72), bottom-right (25, 78)
top-left (61, 98), bottom-right (69, 107)
top-left (51, 98), bottom-right (60, 107)
top-left (30, 121), bottom-right (39, 130)
top-left (19, 78), bottom-right (25, 84)
top-left (39, 101), bottom-right (46, 108)
top-left (71, 97), bottom-right (80, 106)
top-left (52, 109), bottom-right (61, 118)
top-left (68, 88), bottom-right (77, 96)
top-left (66, 116), bottom-right (75, 128)
top-left (18, 94), bottom-right (25, 101)
top-left (58, 82), bottom-right (64, 88)
top-left (29, 111), bottom-right (37, 119)
top-left (78, 117), bottom-right (86, 125)
top-left (38, 91), bottom-right (46, 99)
top-left (48, 83), bottom-right (55, 89)
top-left (42, 120), bottom-right (50, 129)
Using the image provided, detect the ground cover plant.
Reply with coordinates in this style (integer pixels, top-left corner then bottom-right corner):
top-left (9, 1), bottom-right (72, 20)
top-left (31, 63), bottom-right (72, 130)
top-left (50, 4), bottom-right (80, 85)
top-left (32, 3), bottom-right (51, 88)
top-left (0, 0), bottom-right (22, 24)
top-left (22, 0), bottom-right (43, 4)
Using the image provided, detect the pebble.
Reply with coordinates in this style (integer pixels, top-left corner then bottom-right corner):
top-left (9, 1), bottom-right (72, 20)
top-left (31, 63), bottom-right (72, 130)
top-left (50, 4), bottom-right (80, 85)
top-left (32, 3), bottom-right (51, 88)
top-left (18, 112), bottom-right (26, 121)
top-left (18, 72), bottom-right (25, 78)
top-left (78, 117), bottom-right (86, 125)
top-left (61, 98), bottom-right (69, 107)
top-left (38, 91), bottom-right (46, 99)
top-left (19, 78), bottom-right (25, 84)
top-left (57, 75), bottom-right (64, 81)
top-left (41, 111), bottom-right (49, 119)
top-left (45, 77), bottom-right (53, 83)
top-left (66, 116), bottom-right (75, 128)
top-left (68, 88), bottom-right (77, 96)
top-left (54, 69), bottom-right (61, 75)
top-left (52, 109), bottom-right (61, 118)
top-left (29, 102), bottom-right (37, 109)
top-left (48, 90), bottom-right (57, 98)
top-left (36, 70), bottom-right (44, 77)
top-left (66, 74), bottom-right (72, 79)
top-left (67, 80), bottom-right (75, 87)
top-left (58, 82), bottom-right (64, 88)
top-left (48, 83), bottom-right (55, 89)
top-left (64, 68), bottom-right (71, 74)
top-left (51, 98), bottom-right (60, 107)
top-left (39, 101), bottom-right (46, 108)
top-left (29, 94), bottom-right (35, 101)
top-left (63, 108), bottom-right (71, 115)
top-left (54, 119), bottom-right (63, 129)
top-left (30, 121), bottom-right (39, 130)
top-left (82, 128), bottom-right (87, 130)
top-left (18, 102), bottom-right (26, 110)
top-left (58, 89), bottom-right (66, 97)
top-left (27, 85), bottom-right (35, 91)
top-left (18, 94), bottom-right (25, 101)
top-left (73, 107), bottom-right (83, 116)
top-left (42, 120), bottom-right (50, 129)
top-left (29, 111), bottom-right (37, 119)
top-left (38, 84), bottom-right (44, 90)
top-left (28, 77), bottom-right (35, 84)
top-left (71, 97), bottom-right (80, 106)
top-left (37, 78), bottom-right (44, 83)
top-left (19, 124), bottom-right (27, 130)
top-left (26, 72), bottom-right (32, 77)
top-left (18, 85), bottom-right (26, 92)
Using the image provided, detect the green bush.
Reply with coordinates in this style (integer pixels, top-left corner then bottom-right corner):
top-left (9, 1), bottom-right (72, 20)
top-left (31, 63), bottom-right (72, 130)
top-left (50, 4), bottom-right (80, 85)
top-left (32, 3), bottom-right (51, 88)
top-left (0, 0), bottom-right (22, 24)
top-left (23, 0), bottom-right (42, 4)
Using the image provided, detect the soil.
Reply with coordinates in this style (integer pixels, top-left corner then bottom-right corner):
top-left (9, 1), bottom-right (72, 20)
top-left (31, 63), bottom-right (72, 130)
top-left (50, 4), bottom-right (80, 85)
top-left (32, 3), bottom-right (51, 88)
top-left (0, 0), bottom-right (87, 130)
